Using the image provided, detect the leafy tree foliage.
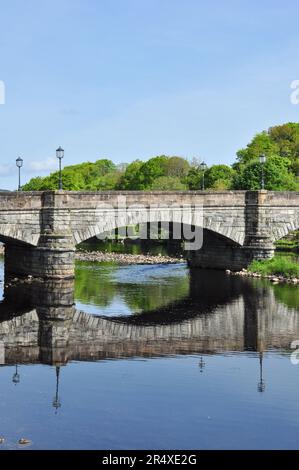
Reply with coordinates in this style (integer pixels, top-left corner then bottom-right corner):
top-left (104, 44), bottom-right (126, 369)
top-left (185, 165), bottom-right (235, 190)
top-left (23, 159), bottom-right (118, 191)
top-left (185, 167), bottom-right (202, 190)
top-left (150, 176), bottom-right (188, 190)
top-left (205, 165), bottom-right (235, 190)
top-left (165, 156), bottom-right (190, 178)
top-left (268, 123), bottom-right (299, 175)
top-left (132, 155), bottom-right (169, 189)
top-left (118, 156), bottom-right (189, 190)
top-left (22, 123), bottom-right (299, 192)
top-left (233, 155), bottom-right (299, 190)
top-left (235, 132), bottom-right (278, 168)
top-left (117, 160), bottom-right (143, 190)
top-left (235, 122), bottom-right (299, 176)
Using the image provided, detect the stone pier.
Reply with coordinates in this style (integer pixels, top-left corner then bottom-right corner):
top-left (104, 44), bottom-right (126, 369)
top-left (187, 191), bottom-right (277, 270)
top-left (4, 192), bottom-right (75, 279)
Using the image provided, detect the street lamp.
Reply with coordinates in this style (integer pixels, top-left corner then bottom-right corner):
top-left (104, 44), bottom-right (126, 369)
top-left (259, 154), bottom-right (266, 190)
top-left (200, 161), bottom-right (207, 190)
top-left (16, 157), bottom-right (23, 191)
top-left (56, 146), bottom-right (64, 190)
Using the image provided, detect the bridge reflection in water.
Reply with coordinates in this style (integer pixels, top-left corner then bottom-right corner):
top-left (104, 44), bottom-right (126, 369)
top-left (0, 270), bottom-right (297, 366)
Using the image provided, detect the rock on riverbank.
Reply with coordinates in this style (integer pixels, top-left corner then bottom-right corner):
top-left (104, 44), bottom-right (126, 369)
top-left (226, 268), bottom-right (298, 284)
top-left (76, 250), bottom-right (185, 265)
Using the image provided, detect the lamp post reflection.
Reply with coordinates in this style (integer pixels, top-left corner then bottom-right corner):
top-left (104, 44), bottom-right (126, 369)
top-left (52, 366), bottom-right (61, 413)
top-left (198, 356), bottom-right (205, 373)
top-left (257, 352), bottom-right (266, 393)
top-left (12, 364), bottom-right (20, 385)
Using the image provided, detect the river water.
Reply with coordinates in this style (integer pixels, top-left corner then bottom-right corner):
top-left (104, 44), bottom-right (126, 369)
top-left (0, 249), bottom-right (298, 450)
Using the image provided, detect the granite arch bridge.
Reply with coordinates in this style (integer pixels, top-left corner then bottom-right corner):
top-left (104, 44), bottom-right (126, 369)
top-left (0, 189), bottom-right (298, 278)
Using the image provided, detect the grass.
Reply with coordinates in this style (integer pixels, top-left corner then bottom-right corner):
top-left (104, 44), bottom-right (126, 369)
top-left (275, 239), bottom-right (299, 251)
top-left (275, 230), bottom-right (299, 252)
top-left (248, 255), bottom-right (299, 278)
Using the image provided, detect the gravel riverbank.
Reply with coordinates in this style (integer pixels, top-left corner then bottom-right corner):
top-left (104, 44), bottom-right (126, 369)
top-left (0, 244), bottom-right (184, 265)
top-left (227, 268), bottom-right (298, 284)
top-left (76, 250), bottom-right (185, 265)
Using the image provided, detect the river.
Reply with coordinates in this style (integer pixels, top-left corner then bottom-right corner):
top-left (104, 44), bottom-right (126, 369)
top-left (0, 246), bottom-right (298, 450)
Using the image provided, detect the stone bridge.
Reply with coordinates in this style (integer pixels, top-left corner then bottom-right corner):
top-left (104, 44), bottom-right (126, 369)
top-left (0, 190), bottom-right (298, 278)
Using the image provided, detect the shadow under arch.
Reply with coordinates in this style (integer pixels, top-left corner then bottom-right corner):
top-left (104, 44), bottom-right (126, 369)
top-left (76, 221), bottom-right (244, 274)
top-left (74, 211), bottom-right (244, 247)
top-left (0, 233), bottom-right (38, 248)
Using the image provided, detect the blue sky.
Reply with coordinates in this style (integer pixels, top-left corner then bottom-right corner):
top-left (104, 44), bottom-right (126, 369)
top-left (1, 0), bottom-right (299, 189)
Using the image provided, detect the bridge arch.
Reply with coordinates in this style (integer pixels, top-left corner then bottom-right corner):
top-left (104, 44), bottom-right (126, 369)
top-left (0, 231), bottom-right (38, 247)
top-left (270, 218), bottom-right (299, 243)
top-left (72, 209), bottom-right (244, 247)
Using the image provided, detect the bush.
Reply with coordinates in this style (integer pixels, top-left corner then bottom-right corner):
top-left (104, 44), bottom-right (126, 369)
top-left (248, 256), bottom-right (299, 278)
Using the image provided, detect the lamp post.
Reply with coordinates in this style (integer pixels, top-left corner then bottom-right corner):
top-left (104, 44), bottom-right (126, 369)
top-left (16, 157), bottom-right (23, 191)
top-left (259, 154), bottom-right (266, 190)
top-left (200, 161), bottom-right (207, 190)
top-left (56, 146), bottom-right (64, 190)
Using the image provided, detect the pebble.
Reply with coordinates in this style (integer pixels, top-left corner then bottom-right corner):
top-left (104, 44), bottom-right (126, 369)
top-left (230, 270), bottom-right (298, 284)
top-left (76, 250), bottom-right (184, 265)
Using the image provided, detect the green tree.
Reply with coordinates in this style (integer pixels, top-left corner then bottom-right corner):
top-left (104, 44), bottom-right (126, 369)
top-left (150, 176), bottom-right (188, 190)
top-left (268, 123), bottom-right (299, 174)
top-left (23, 159), bottom-right (119, 191)
top-left (165, 156), bottom-right (190, 178)
top-left (185, 167), bottom-right (202, 189)
top-left (22, 176), bottom-right (50, 191)
top-left (118, 155), bottom-right (178, 190)
top-left (234, 123), bottom-right (299, 176)
top-left (205, 165), bottom-right (235, 190)
top-left (233, 155), bottom-right (299, 190)
top-left (137, 155), bottom-right (169, 189)
top-left (117, 160), bottom-right (143, 189)
top-left (234, 131), bottom-right (279, 169)
top-left (88, 172), bottom-right (122, 190)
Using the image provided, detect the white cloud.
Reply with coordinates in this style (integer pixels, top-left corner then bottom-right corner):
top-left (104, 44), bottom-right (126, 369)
top-left (28, 157), bottom-right (57, 172)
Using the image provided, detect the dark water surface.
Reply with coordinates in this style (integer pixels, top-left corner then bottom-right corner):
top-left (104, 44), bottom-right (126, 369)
top-left (0, 254), bottom-right (298, 450)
